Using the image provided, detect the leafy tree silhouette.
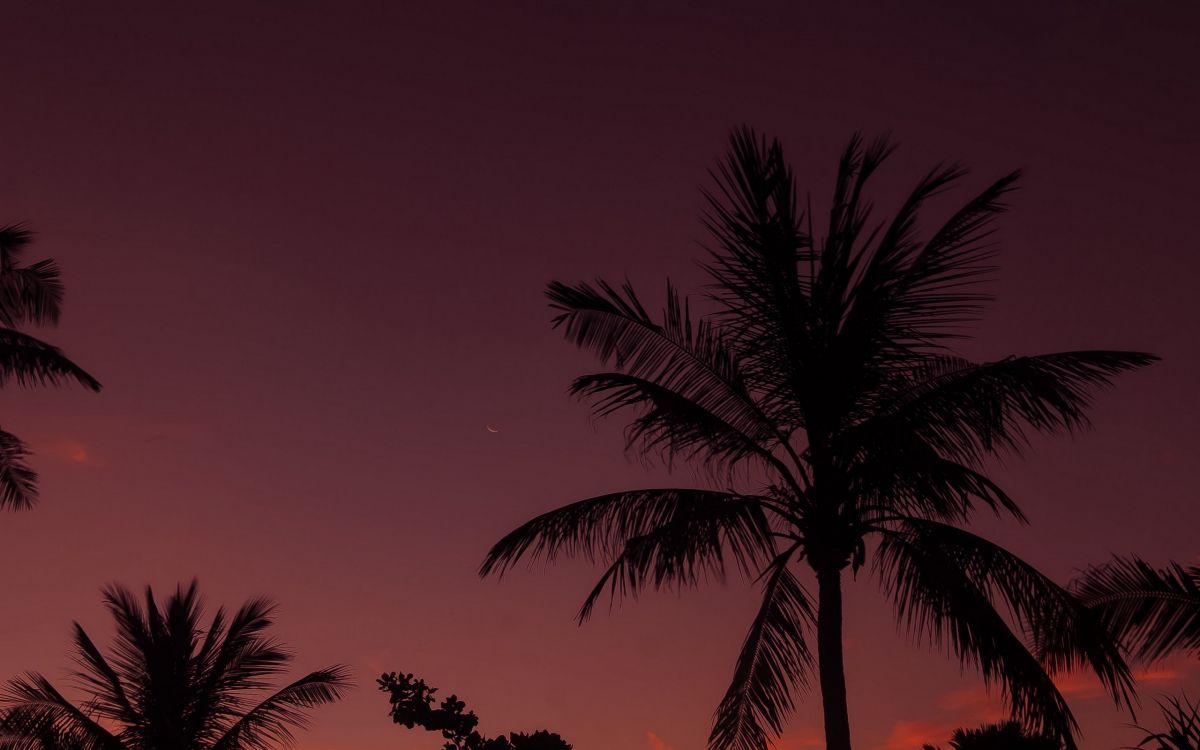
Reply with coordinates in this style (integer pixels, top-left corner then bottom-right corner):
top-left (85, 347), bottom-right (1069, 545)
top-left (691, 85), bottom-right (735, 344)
top-left (0, 225), bottom-right (100, 509)
top-left (378, 672), bottom-right (571, 750)
top-left (0, 581), bottom-right (349, 750)
top-left (481, 128), bottom-right (1155, 750)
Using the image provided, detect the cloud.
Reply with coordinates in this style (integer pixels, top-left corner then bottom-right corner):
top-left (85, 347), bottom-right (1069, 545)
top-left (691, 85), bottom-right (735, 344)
top-left (882, 662), bottom-right (1191, 750)
top-left (1136, 665), bottom-right (1187, 685)
top-left (44, 439), bottom-right (104, 467)
top-left (771, 731), bottom-right (825, 749)
top-left (1055, 663), bottom-right (1186, 700)
top-left (878, 687), bottom-right (1006, 749)
top-left (881, 719), bottom-right (955, 750)
top-left (646, 731), bottom-right (676, 750)
top-left (936, 686), bottom-right (1004, 720)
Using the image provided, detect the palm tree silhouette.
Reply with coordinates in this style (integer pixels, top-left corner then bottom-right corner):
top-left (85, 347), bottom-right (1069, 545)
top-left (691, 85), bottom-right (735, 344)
top-left (480, 129), bottom-right (1155, 750)
top-left (0, 224), bottom-right (100, 509)
top-left (1075, 557), bottom-right (1200, 662)
top-left (0, 581), bottom-right (349, 750)
top-left (922, 721), bottom-right (1063, 749)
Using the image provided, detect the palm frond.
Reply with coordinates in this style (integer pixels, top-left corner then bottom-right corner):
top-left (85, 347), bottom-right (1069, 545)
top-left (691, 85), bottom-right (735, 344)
top-left (702, 127), bottom-right (810, 331)
top-left (946, 720), bottom-right (1063, 749)
top-left (0, 225), bottom-right (64, 327)
top-left (547, 279), bottom-right (783, 451)
top-left (0, 673), bottom-right (122, 750)
top-left (189, 596), bottom-right (292, 745)
top-left (853, 351), bottom-right (1158, 466)
top-left (848, 434), bottom-right (1024, 523)
top-left (209, 668), bottom-right (350, 750)
top-left (876, 520), bottom-right (1134, 748)
top-left (700, 128), bottom-right (817, 431)
top-left (1132, 694), bottom-right (1200, 750)
top-left (0, 430), bottom-right (38, 511)
top-left (838, 163), bottom-right (971, 348)
top-left (96, 584), bottom-right (153, 708)
top-left (573, 495), bottom-right (775, 622)
top-left (0, 329), bottom-right (100, 391)
top-left (569, 372), bottom-right (776, 473)
top-left (0, 226), bottom-right (33, 271)
top-left (818, 131), bottom-right (895, 304)
top-left (480, 488), bottom-right (771, 581)
top-left (1074, 557), bottom-right (1200, 662)
top-left (710, 549), bottom-right (814, 750)
top-left (68, 624), bottom-right (136, 727)
top-left (0, 261), bottom-right (64, 328)
top-left (841, 170), bottom-right (1020, 365)
top-left (886, 171), bottom-right (1021, 340)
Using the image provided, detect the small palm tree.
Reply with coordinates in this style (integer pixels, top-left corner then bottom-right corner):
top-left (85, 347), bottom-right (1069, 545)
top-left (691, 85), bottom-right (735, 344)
top-left (922, 721), bottom-right (1063, 749)
top-left (1075, 557), bottom-right (1200, 662)
top-left (481, 129), bottom-right (1153, 750)
top-left (0, 581), bottom-right (349, 750)
top-left (0, 224), bottom-right (100, 509)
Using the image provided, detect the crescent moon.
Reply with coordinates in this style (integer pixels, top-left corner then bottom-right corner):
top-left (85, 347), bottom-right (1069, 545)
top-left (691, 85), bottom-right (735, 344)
top-left (486, 425), bottom-right (500, 433)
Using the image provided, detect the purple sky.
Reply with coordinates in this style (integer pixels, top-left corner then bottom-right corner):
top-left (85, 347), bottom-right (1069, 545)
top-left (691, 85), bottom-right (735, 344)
top-left (0, 3), bottom-right (1197, 748)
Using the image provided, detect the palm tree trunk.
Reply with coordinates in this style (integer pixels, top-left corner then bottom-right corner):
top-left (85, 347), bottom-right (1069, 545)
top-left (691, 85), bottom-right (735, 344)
top-left (816, 565), bottom-right (852, 750)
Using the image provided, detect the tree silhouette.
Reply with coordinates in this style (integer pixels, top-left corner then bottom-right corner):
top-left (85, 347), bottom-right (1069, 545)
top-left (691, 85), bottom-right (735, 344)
top-left (378, 671), bottom-right (571, 750)
top-left (0, 224), bottom-right (100, 509)
top-left (922, 721), bottom-right (1063, 749)
top-left (480, 129), bottom-right (1154, 750)
top-left (0, 581), bottom-right (349, 750)
top-left (1074, 557), bottom-right (1200, 662)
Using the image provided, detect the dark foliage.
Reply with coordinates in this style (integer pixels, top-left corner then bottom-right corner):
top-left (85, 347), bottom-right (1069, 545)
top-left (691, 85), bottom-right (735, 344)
top-left (0, 581), bottom-right (349, 750)
top-left (1075, 557), bottom-right (1200, 662)
top-left (481, 129), bottom-right (1154, 750)
top-left (922, 721), bottom-right (1063, 749)
top-left (0, 224), bottom-right (100, 510)
top-left (378, 672), bottom-right (570, 750)
top-left (1130, 695), bottom-right (1200, 750)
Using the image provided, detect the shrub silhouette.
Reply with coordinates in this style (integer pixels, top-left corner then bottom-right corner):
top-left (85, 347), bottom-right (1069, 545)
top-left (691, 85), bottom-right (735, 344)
top-left (378, 672), bottom-right (570, 750)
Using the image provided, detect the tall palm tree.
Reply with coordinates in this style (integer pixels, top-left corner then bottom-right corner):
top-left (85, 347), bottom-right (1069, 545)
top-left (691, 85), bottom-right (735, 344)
top-left (1075, 557), bottom-right (1200, 662)
top-left (0, 581), bottom-right (350, 750)
top-left (480, 129), bottom-right (1155, 750)
top-left (0, 224), bottom-right (100, 509)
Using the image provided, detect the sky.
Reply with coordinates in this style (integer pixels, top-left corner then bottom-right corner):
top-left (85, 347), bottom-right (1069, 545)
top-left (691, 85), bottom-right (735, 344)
top-left (0, 2), bottom-right (1197, 749)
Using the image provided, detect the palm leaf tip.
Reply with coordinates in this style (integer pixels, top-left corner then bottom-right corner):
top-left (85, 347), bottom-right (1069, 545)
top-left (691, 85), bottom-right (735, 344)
top-left (1074, 556), bottom-right (1200, 662)
top-left (0, 329), bottom-right (101, 392)
top-left (875, 520), bottom-right (1136, 746)
top-left (710, 553), bottom-right (814, 750)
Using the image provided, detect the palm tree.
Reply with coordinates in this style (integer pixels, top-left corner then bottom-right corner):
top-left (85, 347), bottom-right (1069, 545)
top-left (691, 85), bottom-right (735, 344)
top-left (0, 224), bottom-right (100, 509)
top-left (480, 129), bottom-right (1155, 750)
top-left (922, 721), bottom-right (1063, 750)
top-left (0, 581), bottom-right (350, 750)
top-left (1074, 557), bottom-right (1200, 662)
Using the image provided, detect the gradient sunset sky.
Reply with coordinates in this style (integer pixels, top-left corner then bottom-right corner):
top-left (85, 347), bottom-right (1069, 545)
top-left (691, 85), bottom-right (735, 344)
top-left (1, 2), bottom-right (1197, 749)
